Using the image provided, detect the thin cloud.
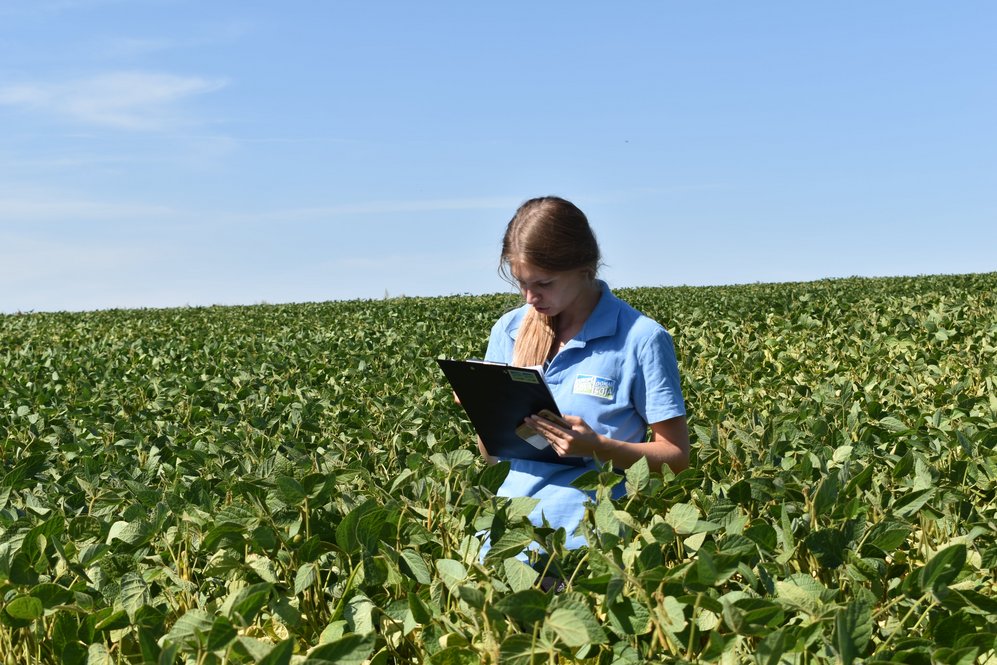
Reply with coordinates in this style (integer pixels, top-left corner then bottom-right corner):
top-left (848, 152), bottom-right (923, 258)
top-left (94, 20), bottom-right (254, 60)
top-left (248, 196), bottom-right (520, 221)
top-left (0, 0), bottom-right (155, 18)
top-left (0, 194), bottom-right (175, 222)
top-left (0, 191), bottom-right (513, 227)
top-left (0, 71), bottom-right (227, 131)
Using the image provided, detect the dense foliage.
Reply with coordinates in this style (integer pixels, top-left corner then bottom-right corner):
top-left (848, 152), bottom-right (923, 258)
top-left (1, 273), bottom-right (995, 664)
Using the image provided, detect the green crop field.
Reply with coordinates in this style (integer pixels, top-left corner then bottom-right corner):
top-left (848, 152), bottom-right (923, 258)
top-left (1, 273), bottom-right (995, 664)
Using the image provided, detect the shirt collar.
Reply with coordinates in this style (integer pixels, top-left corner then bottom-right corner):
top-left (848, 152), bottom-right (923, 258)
top-left (571, 279), bottom-right (620, 345)
top-left (505, 280), bottom-right (621, 345)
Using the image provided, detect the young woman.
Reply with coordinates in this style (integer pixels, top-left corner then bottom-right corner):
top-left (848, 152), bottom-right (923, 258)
top-left (481, 196), bottom-right (689, 553)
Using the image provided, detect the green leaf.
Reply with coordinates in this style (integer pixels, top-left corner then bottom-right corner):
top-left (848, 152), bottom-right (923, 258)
top-left (594, 499), bottom-right (622, 535)
top-left (954, 588), bottom-right (997, 615)
top-left (137, 626), bottom-right (162, 663)
top-left (319, 620), bottom-right (348, 644)
top-left (430, 646), bottom-right (479, 665)
top-left (494, 589), bottom-right (549, 623)
top-left (755, 628), bottom-right (796, 665)
top-left (355, 508), bottom-right (389, 553)
top-left (295, 562), bottom-right (320, 595)
top-left (932, 646), bottom-right (982, 665)
top-left (919, 544), bottom-right (966, 594)
top-left (607, 599), bottom-right (651, 636)
top-left (654, 595), bottom-right (688, 633)
top-left (805, 528), bottom-right (848, 569)
top-left (257, 639), bottom-right (294, 665)
top-left (504, 497), bottom-right (541, 522)
top-left (31, 583), bottom-right (74, 609)
top-left (544, 597), bottom-right (606, 647)
top-left (345, 593), bottom-right (376, 635)
top-left (775, 574), bottom-right (828, 616)
top-left (304, 633), bottom-right (376, 665)
top-left (878, 416), bottom-right (908, 432)
top-left (399, 549), bottom-right (432, 585)
top-left (893, 488), bottom-right (936, 518)
top-left (224, 583), bottom-right (272, 626)
top-left (545, 608), bottom-right (592, 648)
top-left (665, 503), bottom-right (699, 535)
top-left (485, 527), bottom-right (534, 563)
top-left (94, 609), bottom-right (130, 632)
top-left (5, 595), bottom-right (43, 620)
top-left (163, 609), bottom-right (214, 648)
top-left (865, 520), bottom-right (910, 554)
top-left (246, 554), bottom-right (279, 583)
top-left (503, 556), bottom-right (539, 592)
top-left (435, 559), bottom-right (467, 592)
top-left (51, 611), bottom-right (79, 654)
top-left (61, 642), bottom-right (88, 665)
top-left (499, 634), bottom-right (546, 665)
top-left (812, 473), bottom-right (839, 517)
top-left (408, 593), bottom-right (433, 624)
top-left (722, 598), bottom-right (781, 637)
top-left (624, 456), bottom-right (650, 494)
top-left (206, 615), bottom-right (238, 652)
top-left (458, 585), bottom-right (485, 610)
top-left (336, 500), bottom-right (379, 554)
top-left (275, 475), bottom-right (308, 504)
top-left (106, 519), bottom-right (154, 547)
top-left (831, 445), bottom-right (854, 464)
top-left (118, 571), bottom-right (151, 621)
top-left (158, 640), bottom-right (181, 665)
top-left (702, 631), bottom-right (738, 662)
top-left (570, 470), bottom-right (602, 491)
top-left (478, 460), bottom-right (510, 493)
top-left (745, 522), bottom-right (778, 552)
top-left (87, 643), bottom-right (113, 665)
top-left (835, 600), bottom-right (872, 665)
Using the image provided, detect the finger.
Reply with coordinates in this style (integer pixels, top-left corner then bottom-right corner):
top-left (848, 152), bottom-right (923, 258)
top-left (531, 416), bottom-right (563, 435)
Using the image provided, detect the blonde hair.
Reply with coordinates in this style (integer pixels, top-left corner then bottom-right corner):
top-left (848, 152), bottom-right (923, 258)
top-left (500, 197), bottom-right (601, 367)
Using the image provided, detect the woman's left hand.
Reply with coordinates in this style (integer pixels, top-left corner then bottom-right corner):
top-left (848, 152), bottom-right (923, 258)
top-left (527, 413), bottom-right (602, 458)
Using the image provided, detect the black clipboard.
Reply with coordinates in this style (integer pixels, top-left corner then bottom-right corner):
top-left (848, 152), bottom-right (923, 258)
top-left (437, 358), bottom-right (585, 466)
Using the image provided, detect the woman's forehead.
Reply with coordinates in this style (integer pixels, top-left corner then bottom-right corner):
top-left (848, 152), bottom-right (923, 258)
top-left (509, 261), bottom-right (557, 282)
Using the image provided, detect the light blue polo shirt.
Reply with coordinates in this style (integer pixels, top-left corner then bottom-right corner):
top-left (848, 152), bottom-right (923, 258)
top-left (482, 280), bottom-right (685, 551)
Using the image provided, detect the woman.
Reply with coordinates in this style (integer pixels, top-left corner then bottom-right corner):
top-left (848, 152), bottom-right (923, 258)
top-left (481, 196), bottom-right (689, 554)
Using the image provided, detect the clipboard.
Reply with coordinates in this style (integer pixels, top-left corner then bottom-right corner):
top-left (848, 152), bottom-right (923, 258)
top-left (436, 358), bottom-right (585, 466)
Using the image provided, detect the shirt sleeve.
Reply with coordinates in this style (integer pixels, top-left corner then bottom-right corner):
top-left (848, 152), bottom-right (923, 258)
top-left (484, 314), bottom-right (515, 364)
top-left (633, 327), bottom-right (686, 424)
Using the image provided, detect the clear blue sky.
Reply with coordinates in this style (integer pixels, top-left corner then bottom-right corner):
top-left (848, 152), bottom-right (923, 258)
top-left (1, 1), bottom-right (994, 313)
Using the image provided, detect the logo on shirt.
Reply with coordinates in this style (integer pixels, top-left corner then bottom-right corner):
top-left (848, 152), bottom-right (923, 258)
top-left (573, 374), bottom-right (616, 401)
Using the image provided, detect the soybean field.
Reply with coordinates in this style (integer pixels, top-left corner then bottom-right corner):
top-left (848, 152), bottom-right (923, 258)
top-left (1, 273), bottom-right (995, 664)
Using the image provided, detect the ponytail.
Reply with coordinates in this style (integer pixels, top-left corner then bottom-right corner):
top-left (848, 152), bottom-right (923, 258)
top-left (512, 307), bottom-right (555, 368)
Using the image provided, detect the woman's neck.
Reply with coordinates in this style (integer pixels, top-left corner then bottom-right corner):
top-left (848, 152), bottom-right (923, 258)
top-left (555, 280), bottom-right (602, 341)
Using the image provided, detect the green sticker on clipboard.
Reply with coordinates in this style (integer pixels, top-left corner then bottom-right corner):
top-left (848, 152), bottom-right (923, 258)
top-left (507, 369), bottom-right (540, 384)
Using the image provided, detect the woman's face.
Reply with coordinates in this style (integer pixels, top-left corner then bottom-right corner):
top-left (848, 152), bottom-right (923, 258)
top-left (510, 261), bottom-right (594, 319)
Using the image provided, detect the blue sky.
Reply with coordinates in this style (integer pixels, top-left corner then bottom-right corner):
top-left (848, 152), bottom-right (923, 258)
top-left (1, 1), bottom-right (994, 313)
